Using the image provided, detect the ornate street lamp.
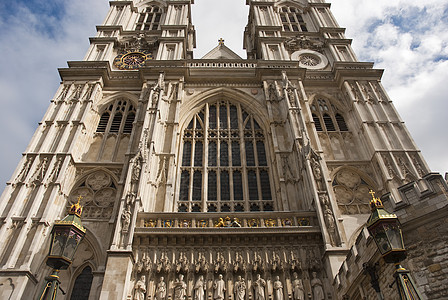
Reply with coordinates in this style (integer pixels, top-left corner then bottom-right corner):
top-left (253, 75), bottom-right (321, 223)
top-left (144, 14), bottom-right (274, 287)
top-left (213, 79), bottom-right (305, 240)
top-left (366, 191), bottom-right (423, 300)
top-left (37, 197), bottom-right (86, 300)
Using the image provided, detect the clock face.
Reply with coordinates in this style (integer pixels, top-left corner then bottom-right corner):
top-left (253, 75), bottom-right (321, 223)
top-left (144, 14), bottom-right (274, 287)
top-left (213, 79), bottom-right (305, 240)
top-left (113, 50), bottom-right (153, 70)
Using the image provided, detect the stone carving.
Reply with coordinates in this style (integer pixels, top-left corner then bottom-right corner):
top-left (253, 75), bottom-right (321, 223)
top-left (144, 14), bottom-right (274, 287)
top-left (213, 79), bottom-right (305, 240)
top-left (215, 252), bottom-right (228, 272)
top-left (267, 83), bottom-right (278, 101)
top-left (311, 272), bottom-right (324, 300)
top-left (130, 151), bottom-right (143, 192)
top-left (174, 274), bottom-right (187, 300)
top-left (284, 36), bottom-right (324, 53)
top-left (156, 155), bottom-right (169, 186)
top-left (412, 155), bottom-right (425, 177)
top-left (290, 250), bottom-right (302, 270)
top-left (150, 72), bottom-right (165, 108)
top-left (396, 155), bottom-right (414, 179)
top-left (156, 252), bottom-right (171, 273)
top-left (273, 276), bottom-right (283, 300)
top-left (233, 252), bottom-right (246, 272)
top-left (70, 84), bottom-right (83, 100)
top-left (176, 252), bottom-right (189, 273)
top-left (213, 274), bottom-right (226, 300)
top-left (252, 274), bottom-right (266, 300)
top-left (333, 169), bottom-right (372, 214)
top-left (155, 277), bottom-right (167, 300)
top-left (69, 170), bottom-right (117, 219)
top-left (47, 157), bottom-right (63, 184)
top-left (271, 251), bottom-right (281, 271)
top-left (349, 82), bottom-right (361, 101)
top-left (311, 156), bottom-right (324, 191)
top-left (292, 272), bottom-right (305, 300)
top-left (323, 202), bottom-right (337, 246)
top-left (234, 276), bottom-right (246, 300)
top-left (382, 155), bottom-right (398, 179)
top-left (30, 157), bottom-right (49, 184)
top-left (57, 84), bottom-right (70, 101)
top-left (121, 206), bottom-right (131, 233)
top-left (361, 83), bottom-right (375, 103)
top-left (194, 275), bottom-right (205, 300)
top-left (15, 156), bottom-right (34, 183)
top-left (374, 83), bottom-right (386, 102)
top-left (134, 275), bottom-right (146, 300)
top-left (195, 252), bottom-right (209, 272)
top-left (84, 83), bottom-right (96, 100)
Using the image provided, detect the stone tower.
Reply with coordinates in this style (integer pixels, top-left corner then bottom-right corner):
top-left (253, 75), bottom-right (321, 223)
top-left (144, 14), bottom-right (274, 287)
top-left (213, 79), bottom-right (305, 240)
top-left (0, 0), bottom-right (447, 299)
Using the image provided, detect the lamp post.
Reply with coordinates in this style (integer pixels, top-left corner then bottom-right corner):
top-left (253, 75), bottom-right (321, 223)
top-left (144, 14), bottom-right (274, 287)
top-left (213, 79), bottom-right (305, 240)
top-left (366, 191), bottom-right (423, 300)
top-left (37, 197), bottom-right (86, 300)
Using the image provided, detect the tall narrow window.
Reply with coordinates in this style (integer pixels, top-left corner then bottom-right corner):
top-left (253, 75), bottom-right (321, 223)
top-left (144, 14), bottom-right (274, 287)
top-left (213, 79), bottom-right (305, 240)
top-left (70, 266), bottom-right (93, 300)
top-left (280, 7), bottom-right (308, 32)
top-left (136, 5), bottom-right (163, 31)
top-left (179, 100), bottom-right (273, 212)
top-left (311, 98), bottom-right (349, 133)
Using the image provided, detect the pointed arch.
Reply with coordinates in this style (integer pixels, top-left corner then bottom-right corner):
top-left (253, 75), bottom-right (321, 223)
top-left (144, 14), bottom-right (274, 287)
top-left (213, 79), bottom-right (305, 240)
top-left (309, 94), bottom-right (349, 132)
top-left (177, 89), bottom-right (275, 213)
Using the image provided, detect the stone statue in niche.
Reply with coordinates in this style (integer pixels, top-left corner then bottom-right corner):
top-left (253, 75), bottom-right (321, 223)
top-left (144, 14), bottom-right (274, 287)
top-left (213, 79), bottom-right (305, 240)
top-left (323, 203), bottom-right (337, 246)
top-left (213, 274), bottom-right (226, 300)
top-left (292, 272), bottom-right (305, 300)
top-left (130, 152), bottom-right (143, 189)
top-left (349, 82), bottom-right (360, 100)
top-left (194, 275), bottom-right (205, 300)
top-left (155, 277), bottom-right (167, 300)
top-left (267, 83), bottom-right (278, 101)
top-left (282, 155), bottom-right (295, 182)
top-left (311, 157), bottom-right (324, 190)
top-left (234, 276), bottom-right (246, 300)
top-left (252, 274), bottom-right (266, 300)
top-left (311, 272), bottom-right (325, 300)
top-left (134, 275), bottom-right (146, 300)
top-left (174, 274), bottom-right (187, 300)
top-left (273, 276), bottom-right (284, 300)
top-left (121, 206), bottom-right (131, 233)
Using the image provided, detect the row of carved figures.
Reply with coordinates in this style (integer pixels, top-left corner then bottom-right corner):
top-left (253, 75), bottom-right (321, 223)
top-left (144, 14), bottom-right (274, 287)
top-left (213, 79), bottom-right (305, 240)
top-left (134, 248), bottom-right (321, 274)
top-left (133, 272), bottom-right (325, 300)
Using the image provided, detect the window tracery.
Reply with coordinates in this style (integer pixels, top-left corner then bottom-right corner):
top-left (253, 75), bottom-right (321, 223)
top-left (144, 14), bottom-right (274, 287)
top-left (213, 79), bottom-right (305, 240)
top-left (280, 7), bottom-right (308, 32)
top-left (136, 5), bottom-right (163, 31)
top-left (179, 100), bottom-right (273, 213)
top-left (332, 169), bottom-right (373, 214)
top-left (68, 170), bottom-right (117, 219)
top-left (311, 98), bottom-right (348, 132)
top-left (96, 99), bottom-right (136, 135)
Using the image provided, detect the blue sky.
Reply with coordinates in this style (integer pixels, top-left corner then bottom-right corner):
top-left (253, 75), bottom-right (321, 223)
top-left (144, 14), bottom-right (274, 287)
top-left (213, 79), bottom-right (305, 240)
top-left (0, 0), bottom-right (447, 187)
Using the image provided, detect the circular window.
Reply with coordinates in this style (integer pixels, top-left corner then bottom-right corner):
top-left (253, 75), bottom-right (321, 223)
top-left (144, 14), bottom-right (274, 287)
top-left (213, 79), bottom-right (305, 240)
top-left (291, 50), bottom-right (328, 70)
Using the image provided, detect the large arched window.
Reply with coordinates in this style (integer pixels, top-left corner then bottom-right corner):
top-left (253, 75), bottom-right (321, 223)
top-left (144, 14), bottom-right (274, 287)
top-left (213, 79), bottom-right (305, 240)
top-left (280, 6), bottom-right (308, 32)
top-left (178, 100), bottom-right (273, 213)
top-left (136, 5), bottom-right (162, 31)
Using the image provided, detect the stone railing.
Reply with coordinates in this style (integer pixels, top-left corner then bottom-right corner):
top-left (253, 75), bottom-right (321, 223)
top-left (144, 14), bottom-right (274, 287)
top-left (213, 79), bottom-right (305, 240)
top-left (136, 211), bottom-right (318, 231)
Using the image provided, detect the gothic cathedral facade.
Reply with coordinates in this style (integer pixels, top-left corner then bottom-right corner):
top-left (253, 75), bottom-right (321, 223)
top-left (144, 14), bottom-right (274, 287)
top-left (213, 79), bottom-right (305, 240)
top-left (1, 0), bottom-right (447, 299)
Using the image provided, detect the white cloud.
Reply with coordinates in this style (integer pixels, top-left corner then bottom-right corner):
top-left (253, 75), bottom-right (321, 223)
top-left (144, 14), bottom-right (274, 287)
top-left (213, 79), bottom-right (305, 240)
top-left (0, 0), bottom-right (446, 187)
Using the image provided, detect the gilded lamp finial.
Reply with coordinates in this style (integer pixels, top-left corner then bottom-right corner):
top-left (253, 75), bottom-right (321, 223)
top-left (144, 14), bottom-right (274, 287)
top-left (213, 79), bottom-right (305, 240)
top-left (369, 190), bottom-right (383, 210)
top-left (70, 196), bottom-right (83, 217)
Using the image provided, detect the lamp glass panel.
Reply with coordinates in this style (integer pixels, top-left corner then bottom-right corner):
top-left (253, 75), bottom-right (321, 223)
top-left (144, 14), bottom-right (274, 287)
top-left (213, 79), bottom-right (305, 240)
top-left (62, 230), bottom-right (83, 260)
top-left (385, 222), bottom-right (404, 250)
top-left (50, 228), bottom-right (69, 256)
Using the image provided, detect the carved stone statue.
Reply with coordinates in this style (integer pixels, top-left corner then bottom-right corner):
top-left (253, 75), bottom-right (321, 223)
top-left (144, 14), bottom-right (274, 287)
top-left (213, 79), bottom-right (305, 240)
top-left (155, 277), bottom-right (166, 300)
top-left (194, 275), bottom-right (205, 300)
top-left (323, 204), bottom-right (337, 246)
top-left (234, 276), bottom-right (246, 300)
top-left (292, 272), bottom-right (305, 300)
top-left (252, 274), bottom-right (266, 300)
top-left (311, 272), bottom-right (325, 300)
top-left (213, 274), bottom-right (226, 300)
top-left (273, 276), bottom-right (283, 300)
top-left (134, 275), bottom-right (146, 300)
top-left (121, 206), bottom-right (131, 233)
top-left (174, 274), bottom-right (187, 300)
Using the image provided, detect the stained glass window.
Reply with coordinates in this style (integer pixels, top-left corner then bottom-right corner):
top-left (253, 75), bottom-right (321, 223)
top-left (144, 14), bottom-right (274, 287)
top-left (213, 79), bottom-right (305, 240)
top-left (178, 100), bottom-right (274, 212)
